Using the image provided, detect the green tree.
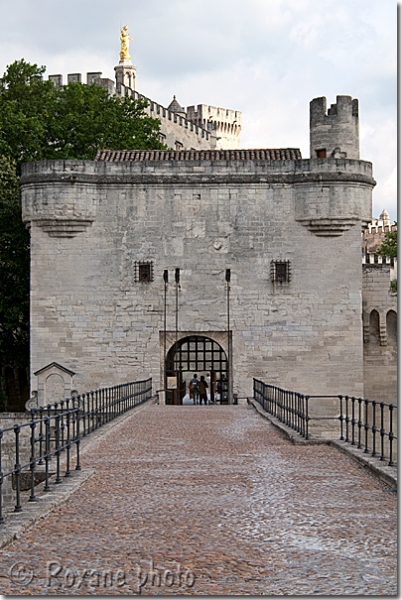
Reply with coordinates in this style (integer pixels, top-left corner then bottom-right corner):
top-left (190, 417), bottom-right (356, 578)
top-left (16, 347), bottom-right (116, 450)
top-left (0, 59), bottom-right (165, 408)
top-left (376, 222), bottom-right (397, 258)
top-left (0, 155), bottom-right (30, 367)
top-left (0, 59), bottom-right (165, 167)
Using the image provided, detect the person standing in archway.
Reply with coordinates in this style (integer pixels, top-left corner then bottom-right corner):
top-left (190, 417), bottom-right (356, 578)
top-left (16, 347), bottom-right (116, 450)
top-left (198, 375), bottom-right (209, 405)
top-left (189, 374), bottom-right (199, 404)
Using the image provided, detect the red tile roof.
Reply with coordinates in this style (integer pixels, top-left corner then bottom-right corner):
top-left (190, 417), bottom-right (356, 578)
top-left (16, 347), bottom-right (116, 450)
top-left (94, 148), bottom-right (302, 162)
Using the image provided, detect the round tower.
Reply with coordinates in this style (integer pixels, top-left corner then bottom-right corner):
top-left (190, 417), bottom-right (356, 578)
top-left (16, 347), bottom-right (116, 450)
top-left (310, 95), bottom-right (359, 160)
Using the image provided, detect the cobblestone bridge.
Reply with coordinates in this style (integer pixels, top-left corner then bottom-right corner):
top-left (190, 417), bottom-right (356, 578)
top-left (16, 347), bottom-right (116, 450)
top-left (0, 403), bottom-right (397, 595)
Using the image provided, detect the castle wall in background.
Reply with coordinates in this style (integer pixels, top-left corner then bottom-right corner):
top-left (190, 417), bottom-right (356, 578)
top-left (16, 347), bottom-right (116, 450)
top-left (362, 259), bottom-right (397, 404)
top-left (48, 67), bottom-right (241, 151)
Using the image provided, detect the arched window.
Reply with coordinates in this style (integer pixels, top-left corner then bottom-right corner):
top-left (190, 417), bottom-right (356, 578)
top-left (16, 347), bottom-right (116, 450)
top-left (386, 310), bottom-right (397, 345)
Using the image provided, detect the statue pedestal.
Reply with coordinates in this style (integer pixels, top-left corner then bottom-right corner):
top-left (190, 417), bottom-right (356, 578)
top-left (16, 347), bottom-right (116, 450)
top-left (114, 62), bottom-right (137, 91)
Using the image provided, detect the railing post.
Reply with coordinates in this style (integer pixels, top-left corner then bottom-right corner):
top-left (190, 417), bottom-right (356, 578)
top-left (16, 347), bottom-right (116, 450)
top-left (371, 400), bottom-right (377, 457)
top-left (44, 417), bottom-right (51, 491)
top-left (13, 425), bottom-right (22, 513)
top-left (344, 396), bottom-right (349, 443)
top-left (351, 397), bottom-right (356, 445)
top-left (29, 415), bottom-right (37, 502)
top-left (388, 404), bottom-right (395, 467)
top-left (305, 396), bottom-right (310, 440)
top-left (65, 398), bottom-right (71, 477)
top-left (339, 395), bottom-right (344, 440)
top-left (364, 399), bottom-right (369, 453)
top-left (379, 402), bottom-right (385, 461)
top-left (75, 397), bottom-right (81, 471)
top-left (357, 398), bottom-right (362, 449)
top-left (38, 406), bottom-right (44, 465)
top-left (55, 414), bottom-right (62, 484)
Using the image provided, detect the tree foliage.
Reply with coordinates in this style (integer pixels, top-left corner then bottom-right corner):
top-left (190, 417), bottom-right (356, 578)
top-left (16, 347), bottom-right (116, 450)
top-left (0, 59), bottom-right (165, 168)
top-left (0, 155), bottom-right (30, 368)
top-left (376, 222), bottom-right (397, 258)
top-left (0, 59), bottom-right (165, 396)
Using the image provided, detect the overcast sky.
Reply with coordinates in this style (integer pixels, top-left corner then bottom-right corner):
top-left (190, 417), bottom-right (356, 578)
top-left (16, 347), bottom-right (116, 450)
top-left (0, 0), bottom-right (397, 221)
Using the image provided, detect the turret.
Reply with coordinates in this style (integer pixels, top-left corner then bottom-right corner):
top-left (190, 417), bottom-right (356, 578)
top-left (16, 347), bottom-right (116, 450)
top-left (167, 96), bottom-right (187, 117)
top-left (310, 95), bottom-right (359, 160)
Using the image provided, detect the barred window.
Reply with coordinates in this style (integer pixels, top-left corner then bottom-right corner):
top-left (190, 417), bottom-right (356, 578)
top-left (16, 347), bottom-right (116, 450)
top-left (134, 261), bottom-right (154, 283)
top-left (270, 260), bottom-right (291, 284)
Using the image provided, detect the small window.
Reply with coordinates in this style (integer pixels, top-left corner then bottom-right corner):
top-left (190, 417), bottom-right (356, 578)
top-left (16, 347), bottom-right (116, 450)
top-left (316, 149), bottom-right (326, 158)
top-left (270, 260), bottom-right (291, 284)
top-left (134, 261), bottom-right (154, 283)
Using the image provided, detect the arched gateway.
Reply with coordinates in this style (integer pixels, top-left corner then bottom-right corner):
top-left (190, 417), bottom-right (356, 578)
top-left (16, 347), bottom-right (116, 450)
top-left (165, 336), bottom-right (228, 405)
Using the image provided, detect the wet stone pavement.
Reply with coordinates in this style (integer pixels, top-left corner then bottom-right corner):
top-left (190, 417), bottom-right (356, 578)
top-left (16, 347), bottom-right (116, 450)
top-left (0, 404), bottom-right (397, 595)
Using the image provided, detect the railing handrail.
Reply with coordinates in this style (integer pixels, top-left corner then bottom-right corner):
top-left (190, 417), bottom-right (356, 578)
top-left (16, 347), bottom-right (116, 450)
top-left (0, 378), bottom-right (153, 524)
top-left (253, 378), bottom-right (397, 468)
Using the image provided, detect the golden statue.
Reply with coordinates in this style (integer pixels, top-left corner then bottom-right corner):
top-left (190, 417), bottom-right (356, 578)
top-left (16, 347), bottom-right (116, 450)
top-left (119, 25), bottom-right (133, 61)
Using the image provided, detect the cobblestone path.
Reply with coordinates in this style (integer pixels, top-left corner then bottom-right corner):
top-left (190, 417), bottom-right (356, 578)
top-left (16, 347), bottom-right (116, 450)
top-left (0, 405), bottom-right (397, 595)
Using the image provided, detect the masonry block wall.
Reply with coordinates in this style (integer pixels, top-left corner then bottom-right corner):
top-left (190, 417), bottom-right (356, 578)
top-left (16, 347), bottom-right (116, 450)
top-left (21, 147), bottom-right (374, 404)
top-left (362, 264), bottom-right (397, 403)
top-left (310, 96), bottom-right (359, 159)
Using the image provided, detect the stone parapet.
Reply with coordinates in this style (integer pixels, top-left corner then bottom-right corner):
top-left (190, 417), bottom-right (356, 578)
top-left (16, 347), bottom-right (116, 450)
top-left (21, 157), bottom-right (375, 238)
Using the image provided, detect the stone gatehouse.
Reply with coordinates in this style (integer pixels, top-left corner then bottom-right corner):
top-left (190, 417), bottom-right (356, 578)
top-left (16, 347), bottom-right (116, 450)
top-left (21, 95), bottom-right (378, 406)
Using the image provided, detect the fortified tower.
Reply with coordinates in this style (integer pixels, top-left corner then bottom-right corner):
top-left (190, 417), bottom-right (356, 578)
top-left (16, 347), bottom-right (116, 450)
top-left (310, 95), bottom-right (359, 159)
top-left (186, 105), bottom-right (242, 149)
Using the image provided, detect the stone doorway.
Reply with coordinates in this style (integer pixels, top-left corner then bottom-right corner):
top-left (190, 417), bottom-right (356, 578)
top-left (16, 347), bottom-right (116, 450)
top-left (165, 335), bottom-right (229, 405)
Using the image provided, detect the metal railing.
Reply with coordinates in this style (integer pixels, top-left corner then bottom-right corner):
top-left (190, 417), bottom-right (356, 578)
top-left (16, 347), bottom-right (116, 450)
top-left (253, 379), bottom-right (397, 467)
top-left (339, 395), bottom-right (397, 467)
top-left (253, 379), bottom-right (311, 438)
top-left (0, 378), bottom-right (152, 524)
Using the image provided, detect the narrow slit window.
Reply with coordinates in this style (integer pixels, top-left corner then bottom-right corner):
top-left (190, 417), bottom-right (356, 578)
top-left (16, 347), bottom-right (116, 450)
top-left (271, 260), bottom-right (291, 284)
top-left (135, 261), bottom-right (154, 283)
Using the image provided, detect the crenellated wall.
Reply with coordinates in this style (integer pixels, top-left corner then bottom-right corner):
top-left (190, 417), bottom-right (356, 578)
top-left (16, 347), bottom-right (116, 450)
top-left (363, 222), bottom-right (397, 255)
top-left (310, 95), bottom-right (359, 160)
top-left (186, 104), bottom-right (242, 149)
top-left (47, 69), bottom-right (241, 151)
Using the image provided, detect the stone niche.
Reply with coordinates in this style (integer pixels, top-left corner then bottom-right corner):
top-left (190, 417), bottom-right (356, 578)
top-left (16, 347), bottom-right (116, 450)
top-left (33, 362), bottom-right (76, 407)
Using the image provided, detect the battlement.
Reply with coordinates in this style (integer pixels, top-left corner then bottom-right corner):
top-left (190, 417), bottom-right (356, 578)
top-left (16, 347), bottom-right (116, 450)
top-left (366, 223), bottom-right (397, 235)
top-left (362, 254), bottom-right (397, 267)
top-left (363, 211), bottom-right (397, 254)
top-left (124, 87), bottom-right (213, 148)
top-left (186, 104), bottom-right (242, 149)
top-left (310, 95), bottom-right (359, 160)
top-left (48, 71), bottom-right (116, 95)
top-left (48, 67), bottom-right (241, 150)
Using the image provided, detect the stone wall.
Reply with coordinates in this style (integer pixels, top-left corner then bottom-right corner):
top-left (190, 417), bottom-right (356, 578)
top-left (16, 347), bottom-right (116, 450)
top-left (363, 223), bottom-right (397, 254)
top-left (0, 413), bottom-right (32, 509)
top-left (21, 153), bottom-right (374, 403)
top-left (48, 71), bottom-right (241, 151)
top-left (362, 263), bottom-right (397, 403)
top-left (310, 96), bottom-right (359, 160)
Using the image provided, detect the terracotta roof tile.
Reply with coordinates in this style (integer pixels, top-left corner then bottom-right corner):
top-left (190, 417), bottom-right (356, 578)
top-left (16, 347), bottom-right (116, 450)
top-left (94, 148), bottom-right (302, 162)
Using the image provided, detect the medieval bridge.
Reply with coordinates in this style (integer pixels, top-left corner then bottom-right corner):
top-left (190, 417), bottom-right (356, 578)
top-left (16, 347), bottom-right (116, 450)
top-left (0, 378), bottom-right (397, 595)
top-left (1, 77), bottom-right (397, 593)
